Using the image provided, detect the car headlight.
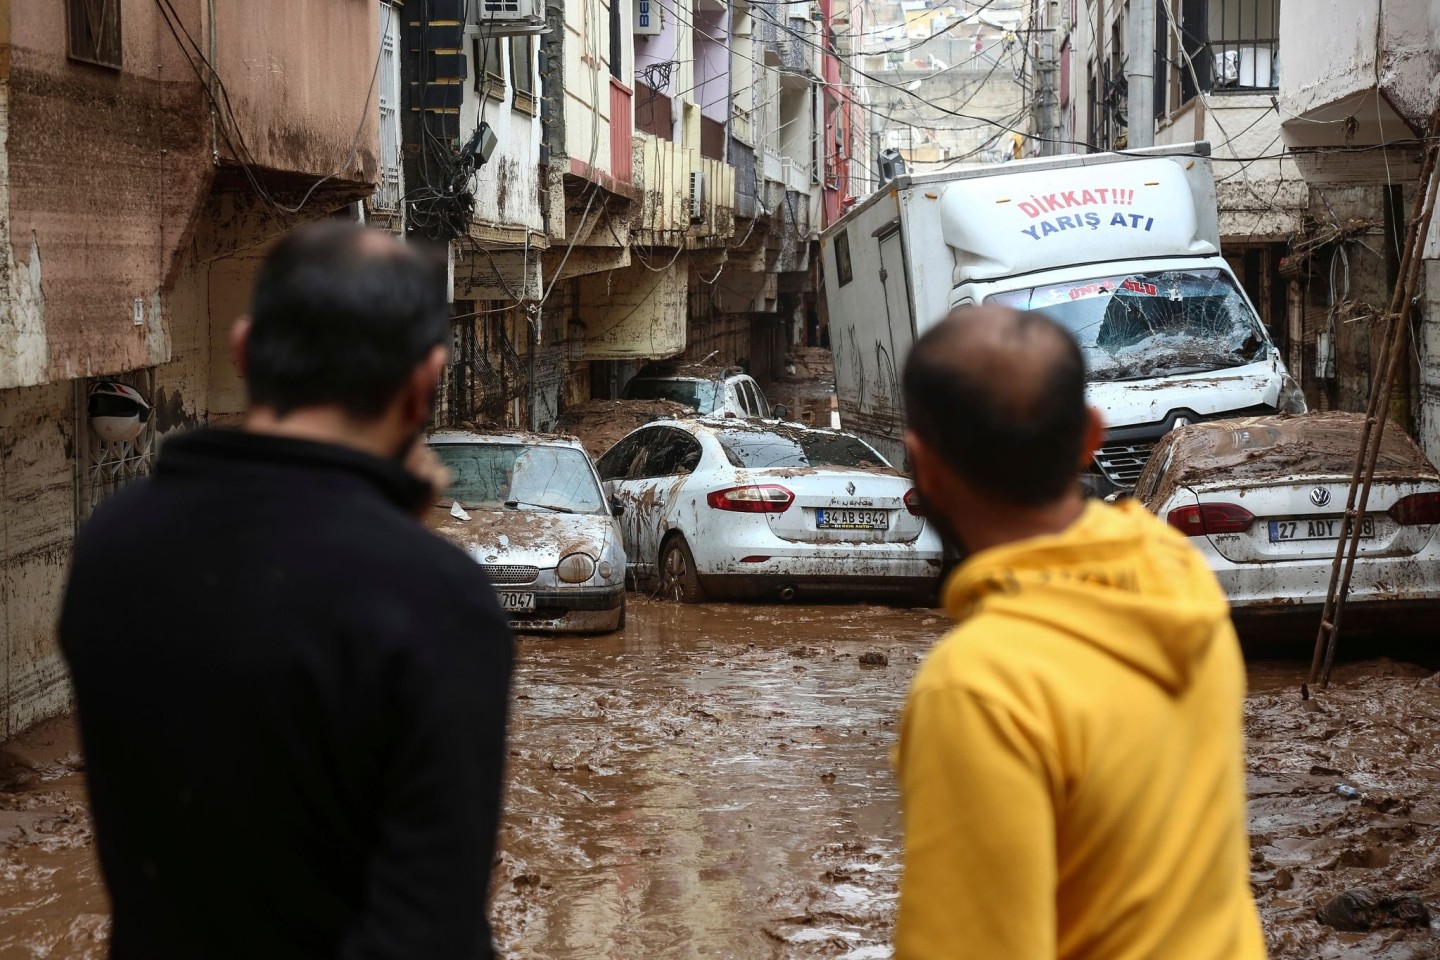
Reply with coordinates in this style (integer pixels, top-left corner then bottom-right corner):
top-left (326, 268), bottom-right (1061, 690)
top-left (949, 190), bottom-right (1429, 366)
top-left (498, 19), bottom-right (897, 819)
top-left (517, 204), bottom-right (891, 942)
top-left (1277, 374), bottom-right (1308, 415)
top-left (557, 553), bottom-right (597, 583)
top-left (598, 559), bottom-right (614, 580)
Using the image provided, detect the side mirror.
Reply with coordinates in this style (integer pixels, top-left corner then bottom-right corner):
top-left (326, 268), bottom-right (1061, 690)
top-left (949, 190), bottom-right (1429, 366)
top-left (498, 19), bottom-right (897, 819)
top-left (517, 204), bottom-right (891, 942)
top-left (771, 403), bottom-right (790, 421)
top-left (609, 496), bottom-right (627, 517)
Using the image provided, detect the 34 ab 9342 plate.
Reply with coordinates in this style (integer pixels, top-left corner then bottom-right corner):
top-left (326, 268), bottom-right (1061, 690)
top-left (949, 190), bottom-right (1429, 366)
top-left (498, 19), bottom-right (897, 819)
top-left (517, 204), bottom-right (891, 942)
top-left (815, 509), bottom-right (890, 530)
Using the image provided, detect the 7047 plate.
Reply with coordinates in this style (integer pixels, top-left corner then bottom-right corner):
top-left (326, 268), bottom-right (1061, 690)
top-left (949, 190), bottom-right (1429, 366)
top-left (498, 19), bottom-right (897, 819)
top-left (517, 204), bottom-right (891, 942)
top-left (815, 508), bottom-right (890, 530)
top-left (498, 592), bottom-right (536, 612)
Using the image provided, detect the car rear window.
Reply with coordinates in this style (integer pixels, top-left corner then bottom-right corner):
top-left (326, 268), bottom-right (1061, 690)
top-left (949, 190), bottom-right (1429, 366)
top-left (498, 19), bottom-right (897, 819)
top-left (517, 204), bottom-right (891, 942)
top-left (716, 428), bottom-right (889, 469)
top-left (624, 378), bottom-right (721, 414)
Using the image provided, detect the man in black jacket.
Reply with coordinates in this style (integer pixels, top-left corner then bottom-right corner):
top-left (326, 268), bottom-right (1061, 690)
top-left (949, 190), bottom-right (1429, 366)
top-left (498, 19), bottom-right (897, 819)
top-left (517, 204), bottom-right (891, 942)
top-left (59, 222), bottom-right (513, 959)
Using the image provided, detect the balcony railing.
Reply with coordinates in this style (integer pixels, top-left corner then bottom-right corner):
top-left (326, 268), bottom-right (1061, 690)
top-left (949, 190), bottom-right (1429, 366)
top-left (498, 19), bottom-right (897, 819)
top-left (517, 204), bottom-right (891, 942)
top-left (610, 79), bottom-right (633, 183)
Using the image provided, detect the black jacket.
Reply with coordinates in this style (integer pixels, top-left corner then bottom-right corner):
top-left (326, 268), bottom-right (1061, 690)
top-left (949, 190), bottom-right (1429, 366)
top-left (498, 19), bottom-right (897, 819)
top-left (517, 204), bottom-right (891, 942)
top-left (59, 429), bottom-right (513, 959)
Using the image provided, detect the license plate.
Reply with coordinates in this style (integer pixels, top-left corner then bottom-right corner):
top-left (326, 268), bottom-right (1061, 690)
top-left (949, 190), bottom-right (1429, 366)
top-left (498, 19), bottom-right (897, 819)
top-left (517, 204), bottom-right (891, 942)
top-left (1268, 516), bottom-right (1375, 543)
top-left (498, 592), bottom-right (536, 612)
top-left (815, 508), bottom-right (890, 530)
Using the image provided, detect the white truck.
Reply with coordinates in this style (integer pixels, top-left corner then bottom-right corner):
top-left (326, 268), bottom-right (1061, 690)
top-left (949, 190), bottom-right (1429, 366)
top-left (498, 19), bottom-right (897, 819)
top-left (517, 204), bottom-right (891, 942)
top-left (819, 142), bottom-right (1306, 495)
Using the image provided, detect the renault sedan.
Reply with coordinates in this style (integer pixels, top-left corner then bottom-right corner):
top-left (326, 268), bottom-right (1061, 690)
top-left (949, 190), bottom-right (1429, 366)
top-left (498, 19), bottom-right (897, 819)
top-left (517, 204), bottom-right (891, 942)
top-left (595, 419), bottom-right (943, 603)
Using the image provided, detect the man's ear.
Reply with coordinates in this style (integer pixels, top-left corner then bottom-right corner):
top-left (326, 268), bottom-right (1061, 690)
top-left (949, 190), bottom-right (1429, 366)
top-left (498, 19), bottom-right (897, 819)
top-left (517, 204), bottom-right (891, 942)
top-left (904, 429), bottom-right (936, 487)
top-left (230, 317), bottom-right (252, 378)
top-left (1078, 406), bottom-right (1105, 469)
top-left (405, 344), bottom-right (448, 425)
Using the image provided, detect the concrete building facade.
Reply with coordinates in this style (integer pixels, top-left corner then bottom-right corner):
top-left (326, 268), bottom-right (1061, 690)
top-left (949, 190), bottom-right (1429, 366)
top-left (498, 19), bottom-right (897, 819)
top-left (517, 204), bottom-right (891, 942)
top-left (0, 0), bottom-right (382, 738)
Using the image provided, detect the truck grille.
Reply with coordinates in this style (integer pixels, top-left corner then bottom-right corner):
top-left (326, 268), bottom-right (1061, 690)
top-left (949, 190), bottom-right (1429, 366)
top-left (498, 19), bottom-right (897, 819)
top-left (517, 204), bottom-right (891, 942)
top-left (484, 564), bottom-right (539, 585)
top-left (1093, 442), bottom-right (1155, 490)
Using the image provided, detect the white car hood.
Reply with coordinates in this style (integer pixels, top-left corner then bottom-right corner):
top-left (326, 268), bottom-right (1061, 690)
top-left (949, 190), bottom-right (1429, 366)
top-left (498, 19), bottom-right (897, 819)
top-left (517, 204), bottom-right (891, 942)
top-left (1086, 359), bottom-right (1279, 428)
top-left (426, 506), bottom-right (614, 567)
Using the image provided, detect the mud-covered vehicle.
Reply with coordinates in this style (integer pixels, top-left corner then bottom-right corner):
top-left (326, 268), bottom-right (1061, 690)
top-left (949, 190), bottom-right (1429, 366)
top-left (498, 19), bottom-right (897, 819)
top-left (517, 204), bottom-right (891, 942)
top-left (595, 419), bottom-right (943, 604)
top-left (1134, 412), bottom-right (1440, 627)
top-left (426, 431), bottom-right (627, 633)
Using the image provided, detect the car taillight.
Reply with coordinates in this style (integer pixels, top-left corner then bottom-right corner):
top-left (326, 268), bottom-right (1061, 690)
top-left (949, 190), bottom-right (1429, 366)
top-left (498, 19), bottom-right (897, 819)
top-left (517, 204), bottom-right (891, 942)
top-left (706, 484), bottom-right (794, 513)
top-left (1166, 503), bottom-right (1255, 536)
top-left (904, 488), bottom-right (924, 516)
top-left (1389, 492), bottom-right (1440, 525)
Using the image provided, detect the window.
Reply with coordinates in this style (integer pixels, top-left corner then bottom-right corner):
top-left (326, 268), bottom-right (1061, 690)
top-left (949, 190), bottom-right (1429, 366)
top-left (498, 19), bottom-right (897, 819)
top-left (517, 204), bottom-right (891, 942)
top-left (374, 2), bottom-right (402, 213)
top-left (597, 433), bottom-right (648, 481)
top-left (717, 429), bottom-right (888, 469)
top-left (67, 0), bottom-right (122, 69)
top-left (642, 429), bottom-right (703, 477)
top-left (509, 36), bottom-right (537, 114)
top-left (474, 36), bottom-right (506, 99)
top-left (1179, 0), bottom-right (1279, 103)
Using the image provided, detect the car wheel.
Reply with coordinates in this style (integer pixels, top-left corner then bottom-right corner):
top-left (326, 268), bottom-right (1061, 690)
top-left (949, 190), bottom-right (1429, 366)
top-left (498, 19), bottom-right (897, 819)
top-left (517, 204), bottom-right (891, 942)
top-left (659, 536), bottom-right (707, 604)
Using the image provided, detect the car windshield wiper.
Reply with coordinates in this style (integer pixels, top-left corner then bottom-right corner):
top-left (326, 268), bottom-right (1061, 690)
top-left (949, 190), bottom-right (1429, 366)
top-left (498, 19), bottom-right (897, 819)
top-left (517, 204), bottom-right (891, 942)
top-left (504, 499), bottom-right (574, 514)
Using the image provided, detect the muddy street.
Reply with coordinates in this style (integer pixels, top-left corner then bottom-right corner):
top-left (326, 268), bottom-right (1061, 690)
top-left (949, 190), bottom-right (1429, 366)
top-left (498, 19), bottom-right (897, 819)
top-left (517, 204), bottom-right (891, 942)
top-left (1, 603), bottom-right (1439, 958)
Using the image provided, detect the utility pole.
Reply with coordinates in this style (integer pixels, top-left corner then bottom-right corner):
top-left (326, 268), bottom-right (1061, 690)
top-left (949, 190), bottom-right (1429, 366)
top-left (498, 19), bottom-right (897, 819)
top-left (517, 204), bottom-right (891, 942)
top-left (1126, 0), bottom-right (1155, 147)
top-left (1030, 0), bottom-right (1060, 156)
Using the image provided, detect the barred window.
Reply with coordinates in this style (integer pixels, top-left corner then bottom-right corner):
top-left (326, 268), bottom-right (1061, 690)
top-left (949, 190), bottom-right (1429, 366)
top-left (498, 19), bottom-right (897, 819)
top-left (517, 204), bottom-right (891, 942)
top-left (68, 0), bottom-right (122, 69)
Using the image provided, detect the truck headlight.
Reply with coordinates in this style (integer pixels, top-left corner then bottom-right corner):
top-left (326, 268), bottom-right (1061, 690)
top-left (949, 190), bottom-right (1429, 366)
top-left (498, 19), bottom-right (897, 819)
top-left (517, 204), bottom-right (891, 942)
top-left (1277, 375), bottom-right (1308, 415)
top-left (557, 553), bottom-right (597, 583)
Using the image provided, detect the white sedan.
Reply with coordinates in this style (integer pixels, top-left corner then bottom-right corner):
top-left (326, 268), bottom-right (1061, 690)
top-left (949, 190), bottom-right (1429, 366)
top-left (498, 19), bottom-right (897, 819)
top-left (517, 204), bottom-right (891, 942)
top-left (1134, 413), bottom-right (1440, 627)
top-left (595, 419), bottom-right (944, 603)
top-left (426, 431), bottom-right (627, 633)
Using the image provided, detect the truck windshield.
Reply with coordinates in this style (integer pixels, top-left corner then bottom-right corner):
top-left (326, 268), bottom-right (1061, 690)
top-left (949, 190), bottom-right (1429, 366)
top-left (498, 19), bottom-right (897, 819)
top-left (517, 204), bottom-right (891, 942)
top-left (988, 269), bottom-right (1269, 382)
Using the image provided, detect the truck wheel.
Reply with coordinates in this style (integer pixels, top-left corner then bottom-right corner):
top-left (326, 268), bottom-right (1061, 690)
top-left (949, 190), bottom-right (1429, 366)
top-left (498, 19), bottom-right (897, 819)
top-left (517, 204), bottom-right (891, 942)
top-left (659, 537), bottom-right (707, 604)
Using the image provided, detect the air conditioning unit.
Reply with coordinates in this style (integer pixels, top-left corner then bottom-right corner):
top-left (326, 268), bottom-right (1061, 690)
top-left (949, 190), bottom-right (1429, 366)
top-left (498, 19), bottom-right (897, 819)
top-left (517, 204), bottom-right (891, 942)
top-left (469, 0), bottom-right (547, 37)
top-left (689, 170), bottom-right (707, 224)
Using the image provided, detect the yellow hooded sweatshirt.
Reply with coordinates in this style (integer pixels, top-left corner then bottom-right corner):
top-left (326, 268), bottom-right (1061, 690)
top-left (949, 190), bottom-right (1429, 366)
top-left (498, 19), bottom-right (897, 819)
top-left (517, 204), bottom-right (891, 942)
top-left (894, 499), bottom-right (1265, 960)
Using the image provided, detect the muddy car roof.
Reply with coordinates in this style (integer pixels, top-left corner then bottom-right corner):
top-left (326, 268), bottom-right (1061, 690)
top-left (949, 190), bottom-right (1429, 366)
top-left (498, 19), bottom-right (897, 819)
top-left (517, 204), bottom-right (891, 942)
top-left (1158, 413), bottom-right (1439, 487)
top-left (427, 429), bottom-right (585, 447)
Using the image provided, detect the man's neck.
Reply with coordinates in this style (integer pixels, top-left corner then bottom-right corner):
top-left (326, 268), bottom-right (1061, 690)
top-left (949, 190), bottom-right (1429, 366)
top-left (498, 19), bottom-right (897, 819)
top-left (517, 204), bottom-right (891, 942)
top-left (958, 493), bottom-right (1088, 556)
top-left (245, 406), bottom-right (401, 461)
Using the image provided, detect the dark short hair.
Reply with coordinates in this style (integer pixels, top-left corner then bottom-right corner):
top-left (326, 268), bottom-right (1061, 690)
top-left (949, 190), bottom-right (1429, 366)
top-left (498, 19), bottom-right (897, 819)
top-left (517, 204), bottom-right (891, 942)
top-left (902, 308), bottom-right (1087, 506)
top-left (245, 221), bottom-right (450, 419)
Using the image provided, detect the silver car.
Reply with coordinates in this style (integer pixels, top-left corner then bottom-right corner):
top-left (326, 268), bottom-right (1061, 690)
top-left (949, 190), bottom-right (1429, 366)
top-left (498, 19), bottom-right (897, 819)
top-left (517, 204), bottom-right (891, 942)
top-left (426, 431), bottom-right (627, 633)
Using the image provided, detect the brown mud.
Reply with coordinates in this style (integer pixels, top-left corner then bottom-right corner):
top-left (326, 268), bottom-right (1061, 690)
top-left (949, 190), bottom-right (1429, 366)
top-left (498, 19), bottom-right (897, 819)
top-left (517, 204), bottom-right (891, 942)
top-left (553, 400), bottom-right (696, 459)
top-left (1, 604), bottom-right (1438, 958)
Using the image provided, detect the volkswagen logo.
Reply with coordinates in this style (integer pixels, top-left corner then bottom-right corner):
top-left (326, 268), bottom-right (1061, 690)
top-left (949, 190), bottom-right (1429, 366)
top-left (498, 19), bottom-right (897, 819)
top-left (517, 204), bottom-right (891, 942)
top-left (1310, 487), bottom-right (1332, 508)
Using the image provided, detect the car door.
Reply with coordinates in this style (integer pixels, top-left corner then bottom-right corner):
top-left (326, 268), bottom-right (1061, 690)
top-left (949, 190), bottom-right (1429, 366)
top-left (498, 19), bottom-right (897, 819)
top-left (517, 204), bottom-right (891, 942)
top-left (596, 432), bottom-right (654, 578)
top-left (627, 428), bottom-right (704, 578)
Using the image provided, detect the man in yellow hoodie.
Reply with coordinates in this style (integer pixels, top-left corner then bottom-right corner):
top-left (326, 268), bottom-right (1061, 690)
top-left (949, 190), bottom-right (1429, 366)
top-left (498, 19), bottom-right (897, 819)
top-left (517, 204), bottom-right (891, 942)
top-left (894, 306), bottom-right (1265, 959)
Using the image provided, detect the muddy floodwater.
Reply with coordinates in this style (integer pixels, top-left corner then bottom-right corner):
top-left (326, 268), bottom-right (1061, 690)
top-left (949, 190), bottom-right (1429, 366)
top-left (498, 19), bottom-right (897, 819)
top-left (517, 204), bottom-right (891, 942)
top-left (1, 600), bottom-right (1438, 958)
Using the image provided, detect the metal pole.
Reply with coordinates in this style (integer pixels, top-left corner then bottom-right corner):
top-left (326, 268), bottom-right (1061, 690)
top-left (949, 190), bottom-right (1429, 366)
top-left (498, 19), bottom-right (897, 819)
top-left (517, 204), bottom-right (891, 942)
top-left (1305, 102), bottom-right (1440, 695)
top-left (1126, 0), bottom-right (1155, 147)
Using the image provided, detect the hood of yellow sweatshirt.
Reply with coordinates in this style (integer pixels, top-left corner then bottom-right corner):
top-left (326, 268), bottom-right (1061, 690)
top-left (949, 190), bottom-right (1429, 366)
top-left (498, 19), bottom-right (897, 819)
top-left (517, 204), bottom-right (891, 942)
top-left (943, 499), bottom-right (1231, 694)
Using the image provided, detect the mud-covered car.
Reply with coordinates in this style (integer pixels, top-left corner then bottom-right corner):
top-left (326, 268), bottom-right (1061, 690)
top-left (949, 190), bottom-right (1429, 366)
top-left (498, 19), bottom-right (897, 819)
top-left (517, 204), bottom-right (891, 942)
top-left (426, 431), bottom-right (627, 633)
top-left (1133, 412), bottom-right (1440, 626)
top-left (623, 364), bottom-right (787, 421)
top-left (595, 419), bottom-right (943, 603)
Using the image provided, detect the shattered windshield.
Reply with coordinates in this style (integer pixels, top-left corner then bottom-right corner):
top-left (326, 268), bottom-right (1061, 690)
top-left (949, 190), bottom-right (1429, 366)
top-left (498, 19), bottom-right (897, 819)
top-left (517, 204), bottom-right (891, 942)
top-left (624, 378), bottom-right (721, 413)
top-left (431, 443), bottom-right (607, 514)
top-left (717, 429), bottom-right (891, 470)
top-left (988, 269), bottom-right (1269, 382)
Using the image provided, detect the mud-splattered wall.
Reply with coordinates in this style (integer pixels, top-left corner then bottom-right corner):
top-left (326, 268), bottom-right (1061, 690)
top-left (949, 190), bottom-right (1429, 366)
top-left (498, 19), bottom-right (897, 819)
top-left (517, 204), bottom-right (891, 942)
top-left (0, 383), bottom-right (76, 738)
